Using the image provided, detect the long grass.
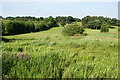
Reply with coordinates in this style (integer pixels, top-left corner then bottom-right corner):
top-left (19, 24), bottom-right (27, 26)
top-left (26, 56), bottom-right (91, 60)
top-left (2, 24), bottom-right (118, 78)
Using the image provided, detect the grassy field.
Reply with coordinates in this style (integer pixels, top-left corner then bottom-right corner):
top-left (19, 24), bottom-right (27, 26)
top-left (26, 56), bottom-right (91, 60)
top-left (2, 25), bottom-right (118, 78)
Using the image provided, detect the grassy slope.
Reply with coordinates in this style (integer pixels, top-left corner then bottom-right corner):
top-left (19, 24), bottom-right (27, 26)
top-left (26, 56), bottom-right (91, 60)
top-left (2, 25), bottom-right (118, 78)
top-left (4, 26), bottom-right (118, 43)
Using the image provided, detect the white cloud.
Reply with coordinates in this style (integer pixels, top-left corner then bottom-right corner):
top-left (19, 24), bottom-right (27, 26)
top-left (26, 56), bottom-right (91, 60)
top-left (1, 0), bottom-right (119, 2)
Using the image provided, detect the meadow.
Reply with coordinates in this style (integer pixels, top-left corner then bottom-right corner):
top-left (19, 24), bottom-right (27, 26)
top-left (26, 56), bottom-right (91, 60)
top-left (2, 24), bottom-right (118, 78)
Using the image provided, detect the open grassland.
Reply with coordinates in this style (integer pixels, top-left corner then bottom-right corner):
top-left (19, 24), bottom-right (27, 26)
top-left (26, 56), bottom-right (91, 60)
top-left (2, 26), bottom-right (118, 78)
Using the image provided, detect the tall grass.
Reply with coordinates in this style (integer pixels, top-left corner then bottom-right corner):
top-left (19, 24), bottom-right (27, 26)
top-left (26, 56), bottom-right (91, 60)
top-left (2, 38), bottom-right (118, 78)
top-left (2, 25), bottom-right (118, 78)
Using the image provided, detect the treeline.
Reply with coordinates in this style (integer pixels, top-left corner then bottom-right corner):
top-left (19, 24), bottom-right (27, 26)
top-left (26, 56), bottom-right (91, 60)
top-left (82, 16), bottom-right (120, 29)
top-left (1, 15), bottom-right (120, 35)
top-left (1, 16), bottom-right (81, 35)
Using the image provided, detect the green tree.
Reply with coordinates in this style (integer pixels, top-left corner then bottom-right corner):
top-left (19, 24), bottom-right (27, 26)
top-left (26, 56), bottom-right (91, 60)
top-left (60, 21), bottom-right (66, 27)
top-left (81, 16), bottom-right (91, 28)
top-left (66, 16), bottom-right (75, 24)
top-left (25, 22), bottom-right (35, 33)
top-left (2, 21), bottom-right (6, 35)
top-left (62, 24), bottom-right (84, 36)
top-left (35, 23), bottom-right (47, 31)
top-left (87, 20), bottom-right (102, 29)
top-left (6, 21), bottom-right (25, 35)
top-left (100, 23), bottom-right (109, 32)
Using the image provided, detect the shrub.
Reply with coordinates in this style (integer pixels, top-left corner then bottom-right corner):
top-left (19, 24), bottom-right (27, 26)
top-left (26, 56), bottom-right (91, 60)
top-left (82, 33), bottom-right (88, 36)
top-left (62, 24), bottom-right (84, 36)
top-left (60, 21), bottom-right (66, 27)
top-left (118, 27), bottom-right (120, 31)
top-left (100, 23), bottom-right (109, 32)
top-left (17, 47), bottom-right (23, 52)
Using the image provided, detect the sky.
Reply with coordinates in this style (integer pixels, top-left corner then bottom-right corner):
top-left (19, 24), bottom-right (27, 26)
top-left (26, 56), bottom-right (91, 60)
top-left (1, 1), bottom-right (119, 19)
top-left (1, 0), bottom-right (119, 2)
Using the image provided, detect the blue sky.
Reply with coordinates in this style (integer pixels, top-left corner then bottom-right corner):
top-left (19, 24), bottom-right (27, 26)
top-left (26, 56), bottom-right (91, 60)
top-left (1, 2), bottom-right (118, 19)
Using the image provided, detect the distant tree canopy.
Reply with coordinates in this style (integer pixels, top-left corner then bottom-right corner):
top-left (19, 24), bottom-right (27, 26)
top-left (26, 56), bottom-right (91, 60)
top-left (1, 15), bottom-right (120, 35)
top-left (24, 22), bottom-right (35, 33)
top-left (2, 16), bottom-right (82, 35)
top-left (87, 20), bottom-right (102, 29)
top-left (0, 16), bottom-right (3, 19)
top-left (6, 21), bottom-right (26, 35)
top-left (81, 16), bottom-right (119, 29)
top-left (56, 16), bottom-right (81, 26)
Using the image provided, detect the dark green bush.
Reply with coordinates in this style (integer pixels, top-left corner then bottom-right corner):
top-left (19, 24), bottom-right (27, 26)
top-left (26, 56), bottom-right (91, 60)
top-left (60, 21), bottom-right (66, 27)
top-left (17, 47), bottom-right (23, 52)
top-left (35, 23), bottom-right (47, 31)
top-left (82, 33), bottom-right (88, 36)
top-left (62, 24), bottom-right (84, 36)
top-left (118, 27), bottom-right (120, 31)
top-left (25, 22), bottom-right (35, 33)
top-left (87, 20), bottom-right (102, 29)
top-left (100, 23), bottom-right (109, 32)
top-left (6, 21), bottom-right (26, 35)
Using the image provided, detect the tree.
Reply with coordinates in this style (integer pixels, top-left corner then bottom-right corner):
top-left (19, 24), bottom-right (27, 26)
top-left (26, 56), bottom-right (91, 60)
top-left (35, 23), bottom-right (47, 31)
top-left (39, 17), bottom-right (44, 21)
top-left (62, 24), bottom-right (84, 36)
top-left (100, 23), bottom-right (109, 32)
top-left (109, 18), bottom-right (118, 26)
top-left (87, 20), bottom-right (102, 29)
top-left (0, 16), bottom-right (3, 19)
top-left (118, 20), bottom-right (120, 27)
top-left (6, 21), bottom-right (26, 35)
top-left (66, 16), bottom-right (75, 24)
top-left (81, 16), bottom-right (91, 28)
top-left (60, 21), bottom-right (66, 27)
top-left (2, 21), bottom-right (6, 35)
top-left (25, 22), bottom-right (35, 33)
top-left (6, 16), bottom-right (15, 20)
top-left (74, 18), bottom-right (81, 22)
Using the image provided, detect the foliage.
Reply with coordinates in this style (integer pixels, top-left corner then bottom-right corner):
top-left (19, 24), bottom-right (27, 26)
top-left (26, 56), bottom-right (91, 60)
top-left (100, 23), bottom-right (109, 32)
top-left (6, 21), bottom-right (26, 35)
top-left (35, 23), bottom-right (47, 31)
top-left (24, 22), bottom-right (35, 33)
top-left (82, 32), bottom-right (88, 36)
top-left (2, 38), bottom-right (118, 78)
top-left (2, 15), bottom-right (120, 35)
top-left (62, 24), bottom-right (84, 36)
top-left (2, 25), bottom-right (118, 78)
top-left (2, 21), bottom-right (6, 35)
top-left (87, 20), bottom-right (102, 29)
top-left (60, 21), bottom-right (66, 27)
top-left (81, 16), bottom-right (91, 28)
top-left (118, 27), bottom-right (120, 31)
top-left (81, 16), bottom-right (119, 29)
top-left (66, 16), bottom-right (75, 24)
top-left (1, 16), bottom-right (119, 78)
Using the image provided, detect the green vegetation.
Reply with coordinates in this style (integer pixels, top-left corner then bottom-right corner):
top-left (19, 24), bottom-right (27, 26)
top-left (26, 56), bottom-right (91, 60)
top-left (2, 16), bottom-right (81, 36)
top-left (2, 15), bottom-right (120, 36)
top-left (2, 25), bottom-right (118, 78)
top-left (81, 16), bottom-right (119, 29)
top-left (100, 23), bottom-right (109, 32)
top-left (1, 15), bottom-right (119, 78)
top-left (62, 24), bottom-right (84, 36)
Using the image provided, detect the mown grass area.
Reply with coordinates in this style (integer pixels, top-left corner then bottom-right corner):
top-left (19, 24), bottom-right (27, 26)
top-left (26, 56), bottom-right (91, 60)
top-left (2, 25), bottom-right (118, 78)
top-left (4, 26), bottom-right (118, 42)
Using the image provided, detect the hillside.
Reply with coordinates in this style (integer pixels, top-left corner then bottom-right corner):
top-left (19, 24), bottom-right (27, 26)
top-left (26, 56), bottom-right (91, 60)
top-left (2, 25), bottom-right (118, 78)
